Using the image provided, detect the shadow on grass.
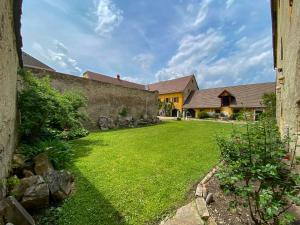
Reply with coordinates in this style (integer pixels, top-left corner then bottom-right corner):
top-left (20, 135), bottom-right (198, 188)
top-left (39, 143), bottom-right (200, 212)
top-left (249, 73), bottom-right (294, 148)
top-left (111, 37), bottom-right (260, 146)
top-left (58, 165), bottom-right (129, 225)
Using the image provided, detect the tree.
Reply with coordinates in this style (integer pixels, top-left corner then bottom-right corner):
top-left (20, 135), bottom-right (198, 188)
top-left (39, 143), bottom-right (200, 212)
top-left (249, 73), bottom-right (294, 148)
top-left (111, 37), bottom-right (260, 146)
top-left (262, 92), bottom-right (276, 119)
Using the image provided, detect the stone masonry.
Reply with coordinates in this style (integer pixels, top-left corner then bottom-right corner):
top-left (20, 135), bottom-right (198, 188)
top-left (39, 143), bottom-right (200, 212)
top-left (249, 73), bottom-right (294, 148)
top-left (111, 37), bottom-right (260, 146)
top-left (271, 0), bottom-right (300, 142)
top-left (0, 0), bottom-right (22, 198)
top-left (24, 68), bottom-right (159, 130)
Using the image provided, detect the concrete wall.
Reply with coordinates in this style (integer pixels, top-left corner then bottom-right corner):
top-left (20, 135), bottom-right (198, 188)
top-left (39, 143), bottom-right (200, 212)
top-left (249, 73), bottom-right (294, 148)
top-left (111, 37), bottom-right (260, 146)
top-left (0, 0), bottom-right (20, 196)
top-left (274, 0), bottom-right (300, 139)
top-left (25, 68), bottom-right (158, 130)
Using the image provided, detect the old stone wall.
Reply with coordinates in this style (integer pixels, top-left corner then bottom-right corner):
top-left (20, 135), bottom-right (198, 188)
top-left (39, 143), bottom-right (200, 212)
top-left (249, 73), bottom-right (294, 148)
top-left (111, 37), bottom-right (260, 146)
top-left (274, 0), bottom-right (300, 141)
top-left (0, 0), bottom-right (20, 193)
top-left (25, 68), bottom-right (158, 130)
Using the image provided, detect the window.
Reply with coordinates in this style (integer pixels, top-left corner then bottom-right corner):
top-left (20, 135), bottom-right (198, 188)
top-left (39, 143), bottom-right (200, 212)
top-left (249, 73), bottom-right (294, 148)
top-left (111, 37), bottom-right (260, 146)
top-left (290, 0), bottom-right (293, 7)
top-left (215, 109), bottom-right (220, 113)
top-left (165, 98), bottom-right (169, 103)
top-left (221, 96), bottom-right (230, 106)
top-left (173, 97), bottom-right (179, 103)
top-left (234, 109), bottom-right (240, 113)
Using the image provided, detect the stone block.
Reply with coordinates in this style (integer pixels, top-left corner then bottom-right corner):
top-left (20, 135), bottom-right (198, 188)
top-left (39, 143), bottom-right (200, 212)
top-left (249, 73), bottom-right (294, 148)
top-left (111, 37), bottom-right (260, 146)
top-left (195, 197), bottom-right (209, 220)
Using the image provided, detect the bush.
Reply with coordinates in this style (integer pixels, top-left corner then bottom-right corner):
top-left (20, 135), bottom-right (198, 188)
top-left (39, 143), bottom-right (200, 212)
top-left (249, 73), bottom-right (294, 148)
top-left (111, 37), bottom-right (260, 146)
top-left (197, 111), bottom-right (209, 119)
top-left (17, 70), bottom-right (87, 169)
top-left (18, 70), bottom-right (88, 143)
top-left (262, 92), bottom-right (276, 119)
top-left (216, 118), bottom-right (300, 225)
top-left (19, 139), bottom-right (73, 169)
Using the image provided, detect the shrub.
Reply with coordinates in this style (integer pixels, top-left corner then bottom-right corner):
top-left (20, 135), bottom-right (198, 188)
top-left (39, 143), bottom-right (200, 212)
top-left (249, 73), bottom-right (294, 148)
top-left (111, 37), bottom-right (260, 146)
top-left (19, 139), bottom-right (73, 169)
top-left (262, 92), bottom-right (276, 119)
top-left (216, 118), bottom-right (300, 225)
top-left (197, 111), bottom-right (209, 119)
top-left (18, 70), bottom-right (88, 143)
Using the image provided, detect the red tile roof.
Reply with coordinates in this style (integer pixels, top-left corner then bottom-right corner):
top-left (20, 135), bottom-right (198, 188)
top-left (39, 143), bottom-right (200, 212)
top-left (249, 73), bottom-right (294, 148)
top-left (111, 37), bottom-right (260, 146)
top-left (84, 71), bottom-right (146, 90)
top-left (183, 82), bottom-right (276, 109)
top-left (147, 75), bottom-right (195, 94)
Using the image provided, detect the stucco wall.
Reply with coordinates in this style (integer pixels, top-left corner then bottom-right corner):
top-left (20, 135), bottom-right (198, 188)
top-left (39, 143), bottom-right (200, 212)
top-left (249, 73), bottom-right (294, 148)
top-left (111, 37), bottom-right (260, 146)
top-left (0, 0), bottom-right (19, 193)
top-left (25, 68), bottom-right (158, 130)
top-left (274, 0), bottom-right (300, 138)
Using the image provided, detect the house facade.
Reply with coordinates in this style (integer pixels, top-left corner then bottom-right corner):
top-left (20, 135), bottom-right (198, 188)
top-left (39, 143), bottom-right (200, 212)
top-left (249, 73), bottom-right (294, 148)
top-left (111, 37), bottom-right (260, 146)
top-left (148, 75), bottom-right (199, 116)
top-left (183, 82), bottom-right (276, 119)
top-left (271, 0), bottom-right (300, 137)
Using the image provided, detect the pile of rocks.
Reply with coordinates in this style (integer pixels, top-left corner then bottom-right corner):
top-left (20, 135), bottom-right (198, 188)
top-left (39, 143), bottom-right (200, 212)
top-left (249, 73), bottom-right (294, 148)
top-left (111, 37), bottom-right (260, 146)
top-left (0, 153), bottom-right (74, 225)
top-left (98, 115), bottom-right (160, 131)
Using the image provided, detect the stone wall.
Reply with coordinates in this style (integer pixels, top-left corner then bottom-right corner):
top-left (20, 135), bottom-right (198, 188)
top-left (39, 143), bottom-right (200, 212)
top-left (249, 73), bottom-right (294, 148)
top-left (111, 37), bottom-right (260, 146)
top-left (0, 0), bottom-right (21, 197)
top-left (25, 68), bottom-right (159, 130)
top-left (273, 0), bottom-right (300, 141)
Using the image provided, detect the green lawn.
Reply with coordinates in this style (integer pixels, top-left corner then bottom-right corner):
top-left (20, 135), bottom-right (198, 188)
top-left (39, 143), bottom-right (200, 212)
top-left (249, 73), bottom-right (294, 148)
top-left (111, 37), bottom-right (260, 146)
top-left (58, 120), bottom-right (236, 225)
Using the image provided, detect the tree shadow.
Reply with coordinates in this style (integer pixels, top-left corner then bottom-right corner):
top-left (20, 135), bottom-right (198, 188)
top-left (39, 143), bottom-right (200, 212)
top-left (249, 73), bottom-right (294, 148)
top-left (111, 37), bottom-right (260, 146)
top-left (70, 138), bottom-right (107, 160)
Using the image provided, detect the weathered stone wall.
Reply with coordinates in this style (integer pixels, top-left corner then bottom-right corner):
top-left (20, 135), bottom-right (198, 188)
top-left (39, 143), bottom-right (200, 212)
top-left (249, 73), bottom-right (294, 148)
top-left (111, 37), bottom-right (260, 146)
top-left (0, 0), bottom-right (20, 193)
top-left (25, 68), bottom-right (159, 130)
top-left (274, 0), bottom-right (300, 141)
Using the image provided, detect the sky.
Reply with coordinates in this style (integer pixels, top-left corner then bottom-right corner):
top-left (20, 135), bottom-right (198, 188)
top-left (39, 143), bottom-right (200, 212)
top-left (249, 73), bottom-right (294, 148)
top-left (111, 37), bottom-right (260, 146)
top-left (22, 0), bottom-right (275, 88)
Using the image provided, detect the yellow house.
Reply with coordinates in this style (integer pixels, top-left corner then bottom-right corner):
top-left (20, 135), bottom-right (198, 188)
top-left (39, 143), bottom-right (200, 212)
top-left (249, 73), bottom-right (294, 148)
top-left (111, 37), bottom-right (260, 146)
top-left (148, 75), bottom-right (199, 116)
top-left (183, 82), bottom-right (276, 120)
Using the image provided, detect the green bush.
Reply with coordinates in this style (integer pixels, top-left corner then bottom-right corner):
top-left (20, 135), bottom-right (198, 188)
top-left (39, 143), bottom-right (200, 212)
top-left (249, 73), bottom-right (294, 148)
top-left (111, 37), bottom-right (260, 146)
top-left (216, 118), bottom-right (300, 225)
top-left (262, 92), bottom-right (276, 119)
top-left (19, 139), bottom-right (73, 169)
top-left (18, 70), bottom-right (88, 143)
top-left (197, 111), bottom-right (209, 119)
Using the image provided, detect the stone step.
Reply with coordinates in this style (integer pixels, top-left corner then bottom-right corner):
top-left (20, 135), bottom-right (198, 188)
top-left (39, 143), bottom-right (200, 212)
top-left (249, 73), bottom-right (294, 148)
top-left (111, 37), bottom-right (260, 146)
top-left (160, 201), bottom-right (204, 225)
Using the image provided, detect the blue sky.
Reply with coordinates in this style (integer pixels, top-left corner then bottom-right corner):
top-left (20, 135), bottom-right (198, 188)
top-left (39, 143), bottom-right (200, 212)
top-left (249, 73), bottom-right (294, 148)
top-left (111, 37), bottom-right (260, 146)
top-left (22, 0), bottom-right (275, 88)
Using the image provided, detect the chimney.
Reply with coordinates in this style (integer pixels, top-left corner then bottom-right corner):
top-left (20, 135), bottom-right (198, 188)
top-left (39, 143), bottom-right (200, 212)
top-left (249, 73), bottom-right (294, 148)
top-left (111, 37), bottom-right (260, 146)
top-left (116, 74), bottom-right (120, 80)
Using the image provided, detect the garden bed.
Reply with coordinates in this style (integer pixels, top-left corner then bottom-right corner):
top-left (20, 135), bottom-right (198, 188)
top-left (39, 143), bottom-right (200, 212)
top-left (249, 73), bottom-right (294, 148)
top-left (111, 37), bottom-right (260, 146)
top-left (206, 176), bottom-right (253, 225)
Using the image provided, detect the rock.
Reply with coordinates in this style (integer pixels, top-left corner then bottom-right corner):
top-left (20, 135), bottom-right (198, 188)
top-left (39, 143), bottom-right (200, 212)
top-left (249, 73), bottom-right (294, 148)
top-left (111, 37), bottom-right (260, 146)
top-left (0, 196), bottom-right (35, 225)
top-left (12, 154), bottom-right (26, 169)
top-left (98, 117), bottom-right (115, 130)
top-left (20, 176), bottom-right (49, 210)
top-left (11, 176), bottom-right (38, 201)
top-left (207, 217), bottom-right (217, 225)
top-left (195, 184), bottom-right (207, 198)
top-left (0, 179), bottom-right (6, 201)
top-left (34, 153), bottom-right (54, 176)
top-left (205, 193), bottom-right (214, 204)
top-left (44, 170), bottom-right (73, 202)
top-left (195, 197), bottom-right (209, 220)
top-left (23, 170), bottom-right (34, 178)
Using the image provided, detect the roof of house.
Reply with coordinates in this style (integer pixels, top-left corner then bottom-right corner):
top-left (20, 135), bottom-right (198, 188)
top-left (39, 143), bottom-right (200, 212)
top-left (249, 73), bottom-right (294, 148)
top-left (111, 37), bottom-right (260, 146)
top-left (22, 52), bottom-right (55, 71)
top-left (147, 75), bottom-right (195, 94)
top-left (83, 71), bottom-right (146, 90)
top-left (183, 82), bottom-right (276, 109)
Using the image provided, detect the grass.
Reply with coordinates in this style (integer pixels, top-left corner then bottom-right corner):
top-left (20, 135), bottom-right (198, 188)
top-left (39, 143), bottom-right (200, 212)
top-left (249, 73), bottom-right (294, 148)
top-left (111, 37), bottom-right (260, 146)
top-left (57, 120), bottom-right (236, 225)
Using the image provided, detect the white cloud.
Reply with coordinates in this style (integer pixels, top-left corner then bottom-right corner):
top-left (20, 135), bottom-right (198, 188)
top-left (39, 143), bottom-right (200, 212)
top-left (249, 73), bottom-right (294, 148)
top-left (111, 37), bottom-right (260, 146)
top-left (192, 0), bottom-right (212, 28)
top-left (32, 40), bottom-right (82, 74)
top-left (155, 29), bottom-right (225, 81)
top-left (236, 25), bottom-right (246, 34)
top-left (132, 53), bottom-right (154, 71)
top-left (94, 0), bottom-right (123, 36)
top-left (185, 0), bottom-right (212, 30)
top-left (122, 76), bottom-right (144, 84)
top-left (155, 29), bottom-right (273, 88)
top-left (226, 0), bottom-right (235, 9)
